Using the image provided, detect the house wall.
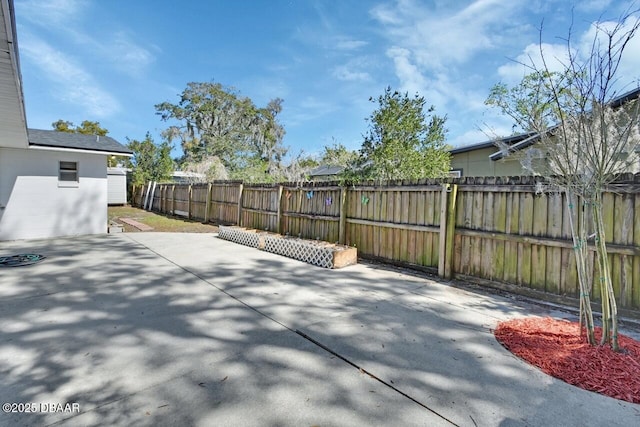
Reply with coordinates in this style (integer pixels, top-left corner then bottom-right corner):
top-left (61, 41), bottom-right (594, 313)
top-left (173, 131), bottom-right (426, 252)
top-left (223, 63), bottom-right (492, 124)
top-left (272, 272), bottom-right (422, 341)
top-left (0, 147), bottom-right (108, 241)
top-left (450, 147), bottom-right (526, 177)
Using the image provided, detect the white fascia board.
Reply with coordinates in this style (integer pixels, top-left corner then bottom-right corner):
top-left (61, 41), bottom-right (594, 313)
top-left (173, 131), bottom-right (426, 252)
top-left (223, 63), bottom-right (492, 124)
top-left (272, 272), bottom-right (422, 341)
top-left (28, 144), bottom-right (133, 157)
top-left (1, 0), bottom-right (29, 147)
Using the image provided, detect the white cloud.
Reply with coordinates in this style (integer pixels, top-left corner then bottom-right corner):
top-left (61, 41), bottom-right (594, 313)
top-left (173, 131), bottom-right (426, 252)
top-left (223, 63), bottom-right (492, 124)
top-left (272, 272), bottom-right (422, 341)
top-left (497, 42), bottom-right (572, 84)
top-left (285, 97), bottom-right (338, 126)
top-left (369, 1), bottom-right (404, 25)
top-left (20, 36), bottom-right (120, 117)
top-left (16, 0), bottom-right (156, 78)
top-left (497, 15), bottom-right (640, 90)
top-left (335, 38), bottom-right (368, 51)
top-left (578, 17), bottom-right (640, 89)
top-left (372, 0), bottom-right (522, 71)
top-left (386, 47), bottom-right (427, 95)
top-left (332, 55), bottom-right (373, 82)
top-left (17, 0), bottom-right (86, 25)
top-left (110, 32), bottom-right (156, 76)
top-left (333, 65), bottom-right (371, 82)
top-left (576, 0), bottom-right (612, 12)
top-left (369, 0), bottom-right (534, 126)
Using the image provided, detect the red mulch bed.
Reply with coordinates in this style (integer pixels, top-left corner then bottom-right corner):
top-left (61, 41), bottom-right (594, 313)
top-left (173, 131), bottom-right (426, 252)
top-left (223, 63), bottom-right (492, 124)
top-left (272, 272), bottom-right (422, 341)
top-left (494, 317), bottom-right (640, 404)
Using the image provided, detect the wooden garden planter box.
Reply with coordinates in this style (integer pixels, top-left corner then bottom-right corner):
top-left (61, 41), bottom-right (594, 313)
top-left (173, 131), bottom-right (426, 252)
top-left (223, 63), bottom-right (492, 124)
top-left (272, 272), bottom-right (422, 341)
top-left (217, 226), bottom-right (270, 249)
top-left (217, 225), bottom-right (356, 269)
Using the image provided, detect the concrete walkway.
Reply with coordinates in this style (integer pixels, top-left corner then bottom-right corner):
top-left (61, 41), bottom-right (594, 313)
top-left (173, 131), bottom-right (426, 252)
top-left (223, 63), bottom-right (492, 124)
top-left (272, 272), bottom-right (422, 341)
top-left (0, 233), bottom-right (638, 426)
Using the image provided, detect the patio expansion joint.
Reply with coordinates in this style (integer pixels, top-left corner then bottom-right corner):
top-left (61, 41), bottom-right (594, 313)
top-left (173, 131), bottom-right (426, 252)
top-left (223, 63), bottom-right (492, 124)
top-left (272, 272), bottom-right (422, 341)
top-left (124, 234), bottom-right (460, 426)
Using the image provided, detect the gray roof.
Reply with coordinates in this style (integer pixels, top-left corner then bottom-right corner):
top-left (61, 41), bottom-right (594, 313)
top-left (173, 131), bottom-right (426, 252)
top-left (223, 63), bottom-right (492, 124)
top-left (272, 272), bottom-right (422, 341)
top-left (610, 86), bottom-right (640, 108)
top-left (489, 87), bottom-right (640, 161)
top-left (449, 132), bottom-right (536, 155)
top-left (27, 128), bottom-right (132, 155)
top-left (489, 130), bottom-right (551, 161)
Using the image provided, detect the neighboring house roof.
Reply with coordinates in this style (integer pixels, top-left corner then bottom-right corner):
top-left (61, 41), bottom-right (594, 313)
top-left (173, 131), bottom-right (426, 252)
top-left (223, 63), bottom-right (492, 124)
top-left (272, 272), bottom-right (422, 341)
top-left (172, 171), bottom-right (205, 179)
top-left (170, 171), bottom-right (206, 183)
top-left (610, 86), bottom-right (640, 108)
top-left (449, 132), bottom-right (536, 155)
top-left (489, 87), bottom-right (640, 161)
top-left (309, 165), bottom-right (344, 177)
top-left (28, 128), bottom-right (132, 155)
top-left (489, 131), bottom-right (549, 161)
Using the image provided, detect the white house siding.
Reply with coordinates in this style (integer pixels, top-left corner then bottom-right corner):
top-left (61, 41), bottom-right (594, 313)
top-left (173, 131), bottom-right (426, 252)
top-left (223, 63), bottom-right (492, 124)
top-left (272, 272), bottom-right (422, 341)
top-left (107, 169), bottom-right (127, 205)
top-left (0, 147), bottom-right (108, 240)
top-left (0, 0), bottom-right (29, 150)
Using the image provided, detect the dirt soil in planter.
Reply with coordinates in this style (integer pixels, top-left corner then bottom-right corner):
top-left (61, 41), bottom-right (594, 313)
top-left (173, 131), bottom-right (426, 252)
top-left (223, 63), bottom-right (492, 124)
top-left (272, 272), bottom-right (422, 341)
top-left (494, 317), bottom-right (640, 404)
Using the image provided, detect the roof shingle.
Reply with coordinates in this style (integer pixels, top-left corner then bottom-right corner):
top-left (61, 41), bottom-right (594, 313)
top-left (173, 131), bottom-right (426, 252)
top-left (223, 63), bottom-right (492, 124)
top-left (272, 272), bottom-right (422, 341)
top-left (27, 128), bottom-right (132, 155)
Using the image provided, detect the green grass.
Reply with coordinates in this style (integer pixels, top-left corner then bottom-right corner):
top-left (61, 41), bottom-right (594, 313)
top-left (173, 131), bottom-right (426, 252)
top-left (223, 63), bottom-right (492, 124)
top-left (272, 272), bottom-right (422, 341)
top-left (108, 206), bottom-right (219, 233)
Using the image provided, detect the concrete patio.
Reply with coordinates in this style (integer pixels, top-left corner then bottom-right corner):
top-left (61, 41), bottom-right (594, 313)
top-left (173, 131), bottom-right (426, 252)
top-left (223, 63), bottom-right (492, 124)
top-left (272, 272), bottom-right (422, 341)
top-left (1, 233), bottom-right (639, 426)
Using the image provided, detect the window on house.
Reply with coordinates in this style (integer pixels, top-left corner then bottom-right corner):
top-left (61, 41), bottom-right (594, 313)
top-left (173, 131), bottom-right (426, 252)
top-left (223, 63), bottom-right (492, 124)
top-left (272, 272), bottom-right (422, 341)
top-left (449, 169), bottom-right (462, 178)
top-left (59, 161), bottom-right (78, 182)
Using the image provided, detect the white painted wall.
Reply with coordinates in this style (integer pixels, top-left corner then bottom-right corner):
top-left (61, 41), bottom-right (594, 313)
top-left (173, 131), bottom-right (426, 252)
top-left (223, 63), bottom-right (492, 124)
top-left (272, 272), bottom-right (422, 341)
top-left (0, 147), bottom-right (108, 241)
top-left (107, 169), bottom-right (127, 205)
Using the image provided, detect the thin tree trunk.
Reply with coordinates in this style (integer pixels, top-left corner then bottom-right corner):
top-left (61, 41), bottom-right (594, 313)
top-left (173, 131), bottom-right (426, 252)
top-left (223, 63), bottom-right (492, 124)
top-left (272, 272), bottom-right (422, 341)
top-left (566, 191), bottom-right (595, 344)
top-left (592, 193), bottom-right (619, 350)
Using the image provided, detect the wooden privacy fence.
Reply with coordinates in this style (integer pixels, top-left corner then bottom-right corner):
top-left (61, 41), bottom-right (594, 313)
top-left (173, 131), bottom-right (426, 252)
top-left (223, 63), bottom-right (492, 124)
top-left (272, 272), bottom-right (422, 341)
top-left (131, 175), bottom-right (640, 314)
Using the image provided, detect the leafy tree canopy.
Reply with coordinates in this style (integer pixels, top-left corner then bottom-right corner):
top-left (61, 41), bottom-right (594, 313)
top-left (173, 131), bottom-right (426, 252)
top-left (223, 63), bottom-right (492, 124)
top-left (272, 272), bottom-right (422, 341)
top-left (319, 141), bottom-right (358, 169)
top-left (52, 119), bottom-right (116, 164)
top-left (155, 82), bottom-right (287, 179)
top-left (485, 71), bottom-right (579, 134)
top-left (52, 119), bottom-right (109, 136)
top-left (358, 87), bottom-right (450, 181)
top-left (126, 132), bottom-right (173, 185)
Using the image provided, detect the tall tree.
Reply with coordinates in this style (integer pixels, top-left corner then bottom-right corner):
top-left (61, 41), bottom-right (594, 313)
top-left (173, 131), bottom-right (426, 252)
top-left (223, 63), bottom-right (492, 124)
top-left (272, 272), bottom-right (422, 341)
top-left (51, 119), bottom-right (74, 133)
top-left (180, 156), bottom-right (228, 183)
top-left (485, 71), bottom-right (577, 134)
top-left (278, 151), bottom-right (319, 183)
top-left (360, 87), bottom-right (450, 180)
top-left (320, 140), bottom-right (358, 169)
top-left (155, 82), bottom-right (287, 178)
top-left (247, 98), bottom-right (287, 175)
top-left (126, 133), bottom-right (173, 185)
top-left (52, 119), bottom-right (108, 136)
top-left (52, 119), bottom-right (114, 164)
top-left (485, 9), bottom-right (640, 350)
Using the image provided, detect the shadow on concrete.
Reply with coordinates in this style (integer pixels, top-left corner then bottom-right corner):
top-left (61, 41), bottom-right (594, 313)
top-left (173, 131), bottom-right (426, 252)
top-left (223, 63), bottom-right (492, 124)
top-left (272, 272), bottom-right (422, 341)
top-left (0, 233), bottom-right (639, 426)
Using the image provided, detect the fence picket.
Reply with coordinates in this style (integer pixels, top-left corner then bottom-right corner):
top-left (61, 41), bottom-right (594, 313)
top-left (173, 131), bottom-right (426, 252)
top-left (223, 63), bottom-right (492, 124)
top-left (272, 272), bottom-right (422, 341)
top-left (129, 177), bottom-right (640, 312)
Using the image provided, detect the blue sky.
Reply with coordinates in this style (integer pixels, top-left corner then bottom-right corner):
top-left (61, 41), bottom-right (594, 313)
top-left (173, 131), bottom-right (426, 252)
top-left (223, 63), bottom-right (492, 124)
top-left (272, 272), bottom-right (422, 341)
top-left (14, 0), bottom-right (640, 160)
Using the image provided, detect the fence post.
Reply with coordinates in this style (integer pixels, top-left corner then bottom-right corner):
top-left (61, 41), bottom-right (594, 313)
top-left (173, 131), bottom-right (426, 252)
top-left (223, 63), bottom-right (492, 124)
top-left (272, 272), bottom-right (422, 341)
top-left (188, 184), bottom-right (193, 220)
top-left (161, 185), bottom-right (166, 213)
top-left (339, 186), bottom-right (347, 245)
top-left (276, 185), bottom-right (284, 234)
top-left (143, 182), bottom-right (152, 210)
top-left (237, 183), bottom-right (244, 226)
top-left (166, 185), bottom-right (170, 212)
top-left (147, 181), bottom-right (157, 211)
top-left (204, 183), bottom-right (212, 223)
top-left (131, 185), bottom-right (136, 206)
top-left (444, 184), bottom-right (458, 279)
top-left (438, 183), bottom-right (458, 279)
top-left (438, 184), bottom-right (448, 277)
top-left (171, 185), bottom-right (176, 215)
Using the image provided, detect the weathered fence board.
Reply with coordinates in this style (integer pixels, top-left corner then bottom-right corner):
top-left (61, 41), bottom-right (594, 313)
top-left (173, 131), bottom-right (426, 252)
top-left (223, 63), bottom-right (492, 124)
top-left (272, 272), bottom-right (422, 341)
top-left (131, 175), bottom-right (640, 313)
